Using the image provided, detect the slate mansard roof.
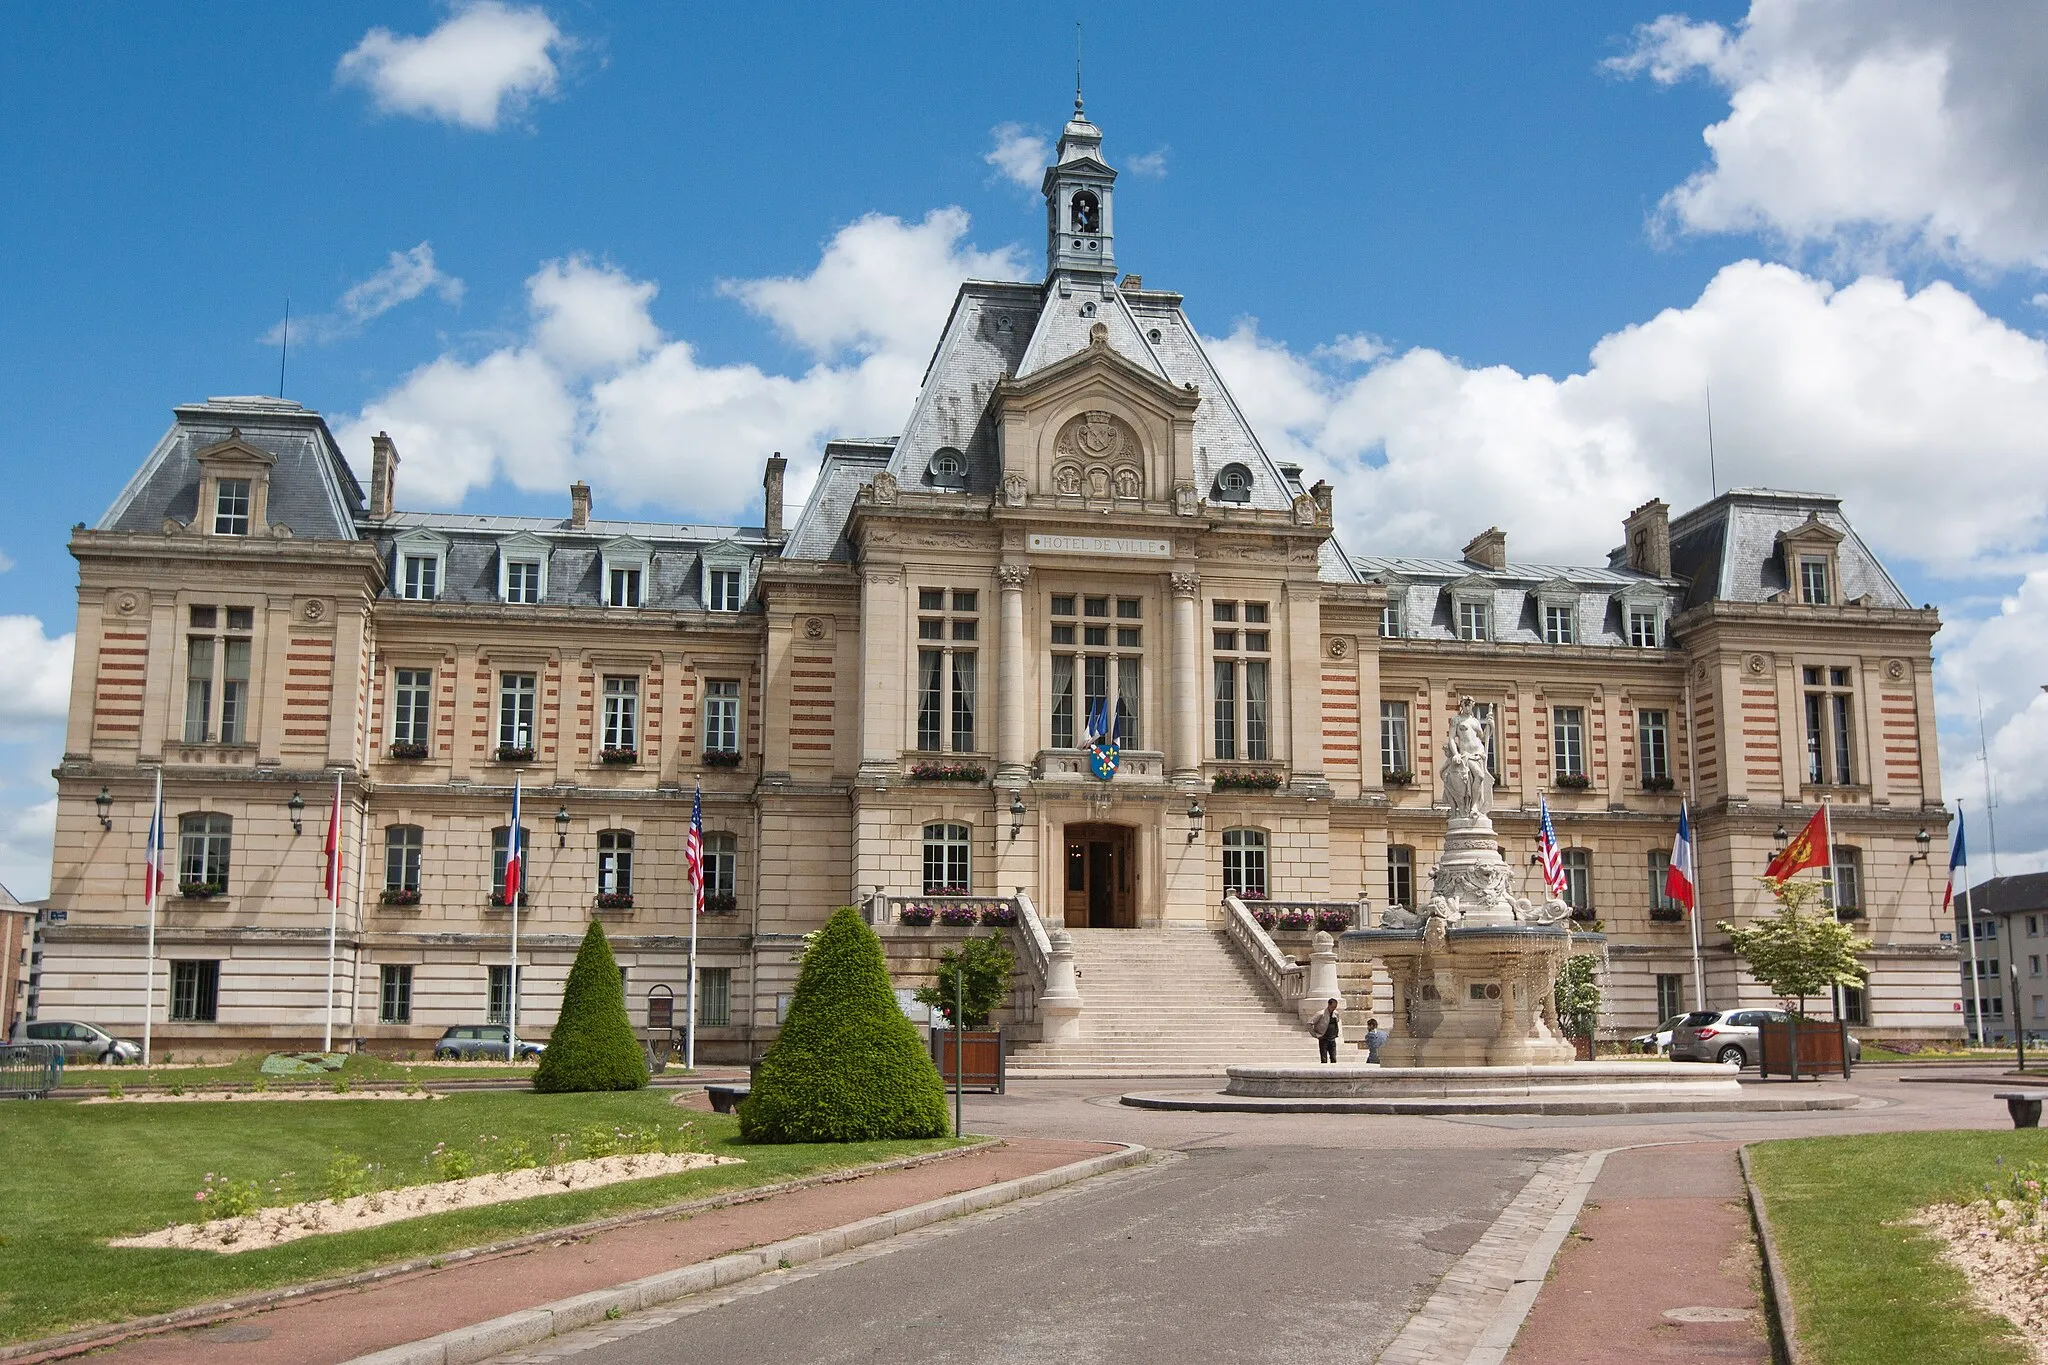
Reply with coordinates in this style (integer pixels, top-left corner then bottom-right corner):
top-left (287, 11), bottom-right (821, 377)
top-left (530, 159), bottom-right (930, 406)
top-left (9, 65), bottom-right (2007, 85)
top-left (1664, 488), bottom-right (1912, 611)
top-left (98, 396), bottom-right (364, 538)
top-left (1352, 555), bottom-right (1683, 647)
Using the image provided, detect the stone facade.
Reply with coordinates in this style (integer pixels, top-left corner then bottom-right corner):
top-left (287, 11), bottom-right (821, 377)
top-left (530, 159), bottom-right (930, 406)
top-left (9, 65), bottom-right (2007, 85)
top-left (37, 103), bottom-right (1961, 1057)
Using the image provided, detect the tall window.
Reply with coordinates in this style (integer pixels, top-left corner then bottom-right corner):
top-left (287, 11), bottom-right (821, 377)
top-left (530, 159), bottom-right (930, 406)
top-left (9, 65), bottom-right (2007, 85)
top-left (1803, 666), bottom-right (1855, 785)
top-left (707, 568), bottom-right (742, 612)
top-left (913, 587), bottom-right (980, 752)
top-left (384, 825), bottom-right (423, 893)
top-left (1561, 848), bottom-right (1592, 916)
top-left (1628, 609), bottom-right (1660, 648)
top-left (1380, 701), bottom-right (1411, 776)
top-left (1840, 983), bottom-right (1867, 1025)
top-left (1222, 828), bottom-right (1268, 898)
top-left (705, 679), bottom-right (741, 755)
top-left (1542, 603), bottom-right (1575, 645)
top-left (606, 564), bottom-right (643, 608)
top-left (402, 553), bottom-right (439, 601)
top-left (602, 677), bottom-right (639, 753)
top-left (178, 813), bottom-right (231, 890)
top-left (183, 606), bottom-right (254, 744)
top-left (170, 960), bottom-right (219, 1021)
top-left (498, 673), bottom-right (536, 753)
top-left (702, 832), bottom-right (737, 903)
top-left (491, 827), bottom-right (530, 902)
top-left (1049, 594), bottom-right (1141, 749)
top-left (505, 559), bottom-right (543, 604)
top-left (1457, 598), bottom-right (1491, 642)
top-left (1799, 556), bottom-right (1831, 605)
top-left (1831, 846), bottom-right (1862, 914)
top-left (213, 479), bottom-right (251, 536)
top-left (922, 822), bottom-right (970, 894)
top-left (1552, 707), bottom-right (1585, 779)
top-left (597, 831), bottom-right (634, 896)
top-left (487, 964), bottom-right (517, 1025)
top-left (1656, 973), bottom-right (1684, 1021)
top-left (1212, 601), bottom-right (1270, 761)
top-left (697, 966), bottom-right (731, 1027)
top-left (1380, 598), bottom-right (1402, 639)
top-left (380, 964), bottom-right (413, 1024)
top-left (1648, 850), bottom-right (1680, 917)
top-left (1387, 845), bottom-right (1415, 908)
top-left (1638, 709), bottom-right (1670, 785)
top-left (392, 669), bottom-right (432, 748)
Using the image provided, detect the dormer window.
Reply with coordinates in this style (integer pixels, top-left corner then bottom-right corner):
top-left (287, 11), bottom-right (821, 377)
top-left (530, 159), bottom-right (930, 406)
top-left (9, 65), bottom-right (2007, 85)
top-left (496, 532), bottom-right (551, 604)
top-left (403, 554), bottom-right (439, 601)
top-left (608, 565), bottom-right (642, 608)
top-left (506, 560), bottom-right (543, 604)
top-left (1799, 556), bottom-right (1831, 605)
top-left (1458, 600), bottom-right (1491, 641)
top-left (928, 448), bottom-right (966, 488)
top-left (392, 529), bottom-right (448, 603)
top-left (708, 569), bottom-right (741, 612)
top-left (600, 537), bottom-right (652, 609)
top-left (1619, 587), bottom-right (1670, 649)
top-left (1071, 190), bottom-right (1099, 234)
top-left (214, 479), bottom-right (251, 536)
top-left (1212, 463), bottom-right (1253, 504)
top-left (701, 541), bottom-right (751, 614)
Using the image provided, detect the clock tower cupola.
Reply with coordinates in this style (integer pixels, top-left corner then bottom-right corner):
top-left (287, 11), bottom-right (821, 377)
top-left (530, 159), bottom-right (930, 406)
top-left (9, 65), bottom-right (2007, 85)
top-left (1042, 95), bottom-right (1116, 281)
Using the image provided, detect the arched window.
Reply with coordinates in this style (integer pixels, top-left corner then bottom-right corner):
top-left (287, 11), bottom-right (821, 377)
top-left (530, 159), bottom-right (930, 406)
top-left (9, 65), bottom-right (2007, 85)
top-left (1211, 464), bottom-right (1253, 504)
top-left (1222, 828), bottom-right (1267, 899)
top-left (384, 825), bottom-right (423, 894)
top-left (923, 823), bottom-right (971, 895)
top-left (1071, 190), bottom-right (1099, 234)
top-left (597, 830), bottom-right (634, 896)
top-left (928, 448), bottom-right (966, 486)
top-left (177, 813), bottom-right (232, 891)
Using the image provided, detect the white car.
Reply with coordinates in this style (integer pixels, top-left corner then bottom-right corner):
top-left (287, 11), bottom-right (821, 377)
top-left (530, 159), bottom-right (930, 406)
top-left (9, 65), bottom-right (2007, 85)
top-left (1628, 1014), bottom-right (1691, 1054)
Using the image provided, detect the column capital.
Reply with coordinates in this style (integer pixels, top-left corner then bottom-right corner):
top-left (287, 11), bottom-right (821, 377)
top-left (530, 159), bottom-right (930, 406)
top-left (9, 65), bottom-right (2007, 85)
top-left (1169, 569), bottom-right (1201, 596)
top-left (998, 563), bottom-right (1030, 589)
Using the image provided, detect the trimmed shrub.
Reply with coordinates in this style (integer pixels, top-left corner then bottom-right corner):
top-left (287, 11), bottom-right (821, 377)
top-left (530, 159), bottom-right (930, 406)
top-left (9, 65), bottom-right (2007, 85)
top-left (740, 905), bottom-right (949, 1142)
top-left (533, 921), bottom-right (649, 1093)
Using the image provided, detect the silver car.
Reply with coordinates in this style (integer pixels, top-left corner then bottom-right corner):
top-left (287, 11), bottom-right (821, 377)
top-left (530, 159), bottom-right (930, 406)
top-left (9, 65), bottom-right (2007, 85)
top-left (433, 1025), bottom-right (543, 1061)
top-left (14, 1020), bottom-right (142, 1064)
top-left (1670, 1009), bottom-right (1861, 1068)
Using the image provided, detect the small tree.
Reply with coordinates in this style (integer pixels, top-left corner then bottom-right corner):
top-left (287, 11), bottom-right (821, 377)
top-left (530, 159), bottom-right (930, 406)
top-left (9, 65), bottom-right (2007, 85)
top-left (1553, 952), bottom-right (1603, 1043)
top-left (914, 934), bottom-right (1015, 1028)
top-left (1716, 877), bottom-right (1871, 1018)
top-left (534, 921), bottom-right (649, 1093)
top-left (740, 905), bottom-right (949, 1143)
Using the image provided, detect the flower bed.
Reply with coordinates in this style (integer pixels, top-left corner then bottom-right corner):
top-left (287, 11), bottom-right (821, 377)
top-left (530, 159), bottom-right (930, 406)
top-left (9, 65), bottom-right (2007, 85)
top-left (910, 761), bottom-right (987, 783)
top-left (1212, 770), bottom-right (1283, 792)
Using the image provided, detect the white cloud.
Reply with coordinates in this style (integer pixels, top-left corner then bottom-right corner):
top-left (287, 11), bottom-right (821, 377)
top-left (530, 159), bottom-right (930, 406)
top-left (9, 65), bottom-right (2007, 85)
top-left (0, 795), bottom-right (57, 904)
top-left (0, 617), bottom-right (73, 738)
top-left (1209, 260), bottom-right (2048, 575)
top-left (0, 548), bottom-right (14, 573)
top-left (1126, 148), bottom-right (1168, 179)
top-left (262, 243), bottom-right (463, 346)
top-left (1933, 574), bottom-right (2048, 879)
top-left (337, 1), bottom-right (568, 131)
top-left (985, 123), bottom-right (1049, 189)
top-left (338, 209), bottom-right (1025, 517)
top-left (1613, 1), bottom-right (2048, 271)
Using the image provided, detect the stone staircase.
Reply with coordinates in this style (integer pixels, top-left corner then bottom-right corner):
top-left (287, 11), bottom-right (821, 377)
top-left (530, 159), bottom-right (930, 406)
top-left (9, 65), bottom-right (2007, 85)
top-left (1007, 926), bottom-right (1317, 1074)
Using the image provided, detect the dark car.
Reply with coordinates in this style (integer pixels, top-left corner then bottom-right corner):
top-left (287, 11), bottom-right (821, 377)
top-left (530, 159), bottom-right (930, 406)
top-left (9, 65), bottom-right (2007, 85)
top-left (433, 1025), bottom-right (543, 1061)
top-left (1669, 1009), bottom-right (1861, 1068)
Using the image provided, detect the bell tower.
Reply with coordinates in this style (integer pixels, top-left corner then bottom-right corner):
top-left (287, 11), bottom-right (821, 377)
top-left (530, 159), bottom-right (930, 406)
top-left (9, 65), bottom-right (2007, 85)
top-left (1042, 96), bottom-right (1116, 280)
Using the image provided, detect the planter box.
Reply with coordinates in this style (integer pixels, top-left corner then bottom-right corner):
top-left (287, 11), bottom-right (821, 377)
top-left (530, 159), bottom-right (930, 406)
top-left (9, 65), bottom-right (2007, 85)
top-left (1759, 1019), bottom-right (1852, 1079)
top-left (930, 1027), bottom-right (1005, 1093)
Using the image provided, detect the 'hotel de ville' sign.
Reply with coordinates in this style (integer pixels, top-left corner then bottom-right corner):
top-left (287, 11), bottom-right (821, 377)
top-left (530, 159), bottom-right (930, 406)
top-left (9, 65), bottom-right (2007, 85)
top-left (1026, 533), bottom-right (1172, 558)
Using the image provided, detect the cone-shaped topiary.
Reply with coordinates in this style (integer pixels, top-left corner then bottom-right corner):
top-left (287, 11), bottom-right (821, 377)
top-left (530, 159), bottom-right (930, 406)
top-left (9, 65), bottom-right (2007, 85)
top-left (740, 905), bottom-right (949, 1142)
top-left (533, 920), bottom-right (649, 1093)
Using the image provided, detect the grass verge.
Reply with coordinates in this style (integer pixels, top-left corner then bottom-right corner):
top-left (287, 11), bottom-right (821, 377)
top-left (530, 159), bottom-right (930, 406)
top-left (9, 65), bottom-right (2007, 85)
top-left (0, 1089), bottom-right (964, 1346)
top-left (1749, 1130), bottom-right (2048, 1364)
top-left (59, 1054), bottom-right (560, 1089)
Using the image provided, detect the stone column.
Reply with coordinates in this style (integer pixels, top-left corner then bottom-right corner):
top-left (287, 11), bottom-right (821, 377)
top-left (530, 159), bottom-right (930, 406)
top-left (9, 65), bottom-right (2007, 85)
top-left (1298, 930), bottom-right (1344, 1026)
top-left (997, 563), bottom-right (1030, 783)
top-left (1169, 570), bottom-right (1201, 783)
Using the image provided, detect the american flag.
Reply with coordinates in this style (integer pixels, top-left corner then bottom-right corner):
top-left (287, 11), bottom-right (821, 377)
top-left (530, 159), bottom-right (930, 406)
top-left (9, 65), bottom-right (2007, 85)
top-left (685, 785), bottom-right (704, 916)
top-left (1537, 796), bottom-right (1567, 900)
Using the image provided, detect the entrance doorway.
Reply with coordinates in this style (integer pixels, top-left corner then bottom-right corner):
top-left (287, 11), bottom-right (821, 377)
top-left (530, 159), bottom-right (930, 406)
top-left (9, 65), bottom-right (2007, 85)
top-left (1063, 823), bottom-right (1136, 928)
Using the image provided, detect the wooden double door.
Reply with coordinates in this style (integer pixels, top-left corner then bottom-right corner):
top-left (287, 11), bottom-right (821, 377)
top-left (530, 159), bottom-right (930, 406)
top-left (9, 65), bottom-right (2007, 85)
top-left (1063, 823), bottom-right (1136, 928)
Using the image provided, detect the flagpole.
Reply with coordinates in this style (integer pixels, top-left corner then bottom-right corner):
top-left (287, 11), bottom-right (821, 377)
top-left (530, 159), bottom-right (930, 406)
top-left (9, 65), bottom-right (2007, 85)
top-left (1685, 803), bottom-right (1705, 1011)
top-left (1960, 802), bottom-right (1982, 1044)
top-left (509, 776), bottom-right (520, 1064)
top-left (323, 768), bottom-right (341, 1053)
top-left (1822, 796), bottom-right (1841, 1023)
top-left (686, 785), bottom-right (700, 1072)
top-left (143, 767), bottom-right (161, 1067)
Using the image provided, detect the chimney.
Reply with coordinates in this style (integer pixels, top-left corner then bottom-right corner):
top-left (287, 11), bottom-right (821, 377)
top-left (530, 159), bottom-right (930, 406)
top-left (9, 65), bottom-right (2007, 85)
top-left (763, 452), bottom-right (787, 542)
top-left (1462, 527), bottom-right (1508, 571)
top-left (1623, 498), bottom-right (1672, 578)
top-left (369, 432), bottom-right (399, 521)
top-left (1309, 479), bottom-right (1333, 520)
top-left (569, 481), bottom-right (591, 530)
top-left (1120, 273), bottom-right (1143, 291)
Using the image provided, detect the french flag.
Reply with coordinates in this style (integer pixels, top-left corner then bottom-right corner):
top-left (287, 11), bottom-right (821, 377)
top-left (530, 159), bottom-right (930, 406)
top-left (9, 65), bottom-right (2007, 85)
top-left (142, 782), bottom-right (166, 900)
top-left (503, 778), bottom-right (524, 905)
top-left (1665, 802), bottom-right (1697, 913)
top-left (1942, 811), bottom-right (1966, 912)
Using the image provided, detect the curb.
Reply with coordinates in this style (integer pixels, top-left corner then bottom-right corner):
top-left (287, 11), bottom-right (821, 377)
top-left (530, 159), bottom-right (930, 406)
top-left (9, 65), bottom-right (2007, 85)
top-left (1740, 1145), bottom-right (1807, 1365)
top-left (0, 1138), bottom-right (998, 1365)
top-left (1464, 1150), bottom-right (1609, 1365)
top-left (344, 1142), bottom-right (1154, 1365)
top-left (1120, 1091), bottom-right (1858, 1116)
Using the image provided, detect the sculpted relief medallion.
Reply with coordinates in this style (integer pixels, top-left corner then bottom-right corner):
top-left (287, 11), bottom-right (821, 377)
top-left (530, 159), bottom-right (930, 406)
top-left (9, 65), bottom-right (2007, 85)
top-left (1051, 411), bottom-right (1143, 500)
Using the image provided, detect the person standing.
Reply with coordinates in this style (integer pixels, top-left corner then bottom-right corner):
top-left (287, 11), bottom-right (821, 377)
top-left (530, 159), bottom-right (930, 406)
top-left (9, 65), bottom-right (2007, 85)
top-left (1363, 1017), bottom-right (1389, 1064)
top-left (1316, 998), bottom-right (1342, 1063)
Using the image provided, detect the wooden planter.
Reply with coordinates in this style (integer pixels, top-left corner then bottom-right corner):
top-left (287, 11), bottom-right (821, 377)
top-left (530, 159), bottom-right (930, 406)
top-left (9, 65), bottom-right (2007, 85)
top-left (1759, 1019), bottom-right (1852, 1079)
top-left (930, 1027), bottom-right (1005, 1093)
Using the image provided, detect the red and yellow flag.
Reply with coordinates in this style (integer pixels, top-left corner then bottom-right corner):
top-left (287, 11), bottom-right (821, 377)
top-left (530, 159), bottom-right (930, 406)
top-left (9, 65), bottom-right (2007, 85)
top-left (1766, 807), bottom-right (1829, 884)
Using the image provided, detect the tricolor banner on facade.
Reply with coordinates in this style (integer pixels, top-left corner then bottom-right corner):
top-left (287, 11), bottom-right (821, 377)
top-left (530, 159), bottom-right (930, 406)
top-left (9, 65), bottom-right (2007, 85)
top-left (1665, 802), bottom-right (1696, 913)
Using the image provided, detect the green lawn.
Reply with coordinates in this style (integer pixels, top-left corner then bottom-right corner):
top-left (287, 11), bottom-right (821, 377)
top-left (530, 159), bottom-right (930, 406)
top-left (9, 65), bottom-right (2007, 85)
top-left (61, 1053), bottom-right (562, 1089)
top-left (1748, 1130), bottom-right (2048, 1364)
top-left (0, 1090), bottom-right (964, 1346)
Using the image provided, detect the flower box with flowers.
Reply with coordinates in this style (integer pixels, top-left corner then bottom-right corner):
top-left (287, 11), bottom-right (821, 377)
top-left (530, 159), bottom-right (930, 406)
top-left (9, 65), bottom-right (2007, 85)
top-left (1555, 773), bottom-right (1592, 790)
top-left (388, 741), bottom-right (429, 761)
top-left (599, 747), bottom-right (639, 766)
top-left (980, 904), bottom-right (1018, 927)
top-left (702, 749), bottom-right (742, 768)
top-left (1316, 907), bottom-right (1353, 932)
top-left (595, 892), bottom-right (635, 911)
top-left (910, 760), bottom-right (987, 783)
top-left (1382, 769), bottom-right (1414, 786)
top-left (496, 745), bottom-right (536, 764)
top-left (1649, 906), bottom-right (1685, 922)
top-left (1273, 907), bottom-right (1315, 932)
top-left (897, 905), bottom-right (937, 926)
top-left (178, 880), bottom-right (223, 900)
top-left (1642, 775), bottom-right (1676, 793)
top-left (702, 892), bottom-right (739, 916)
top-left (1248, 905), bottom-right (1279, 931)
top-left (487, 892), bottom-right (529, 909)
top-left (380, 888), bottom-right (421, 907)
top-left (936, 904), bottom-right (980, 927)
top-left (1212, 770), bottom-right (1283, 792)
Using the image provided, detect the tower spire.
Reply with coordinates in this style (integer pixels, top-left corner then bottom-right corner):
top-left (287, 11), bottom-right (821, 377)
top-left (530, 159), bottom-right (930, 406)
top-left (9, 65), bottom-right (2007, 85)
top-left (1075, 20), bottom-right (1084, 114)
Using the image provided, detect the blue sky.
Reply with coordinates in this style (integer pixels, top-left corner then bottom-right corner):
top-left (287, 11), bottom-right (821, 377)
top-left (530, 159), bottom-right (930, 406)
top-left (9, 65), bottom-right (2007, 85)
top-left (4, 1), bottom-right (2048, 896)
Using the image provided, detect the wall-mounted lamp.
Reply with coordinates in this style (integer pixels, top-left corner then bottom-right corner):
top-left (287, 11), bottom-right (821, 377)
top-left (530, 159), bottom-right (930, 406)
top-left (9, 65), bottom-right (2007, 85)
top-left (1009, 792), bottom-right (1026, 841)
top-left (555, 805), bottom-right (572, 848)
top-left (95, 786), bottom-right (113, 831)
top-left (1908, 827), bottom-right (1933, 864)
top-left (1773, 824), bottom-right (1789, 848)
top-left (1528, 852), bottom-right (1544, 867)
top-left (287, 790), bottom-right (305, 836)
top-left (1186, 798), bottom-right (1205, 844)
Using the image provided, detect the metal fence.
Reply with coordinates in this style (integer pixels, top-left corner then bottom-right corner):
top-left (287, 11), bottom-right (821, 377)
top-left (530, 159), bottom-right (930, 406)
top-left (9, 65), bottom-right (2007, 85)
top-left (0, 1043), bottom-right (61, 1099)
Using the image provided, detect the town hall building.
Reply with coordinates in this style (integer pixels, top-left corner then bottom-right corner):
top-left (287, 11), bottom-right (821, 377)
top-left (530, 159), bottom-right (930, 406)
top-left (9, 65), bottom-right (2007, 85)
top-left (36, 101), bottom-right (1961, 1060)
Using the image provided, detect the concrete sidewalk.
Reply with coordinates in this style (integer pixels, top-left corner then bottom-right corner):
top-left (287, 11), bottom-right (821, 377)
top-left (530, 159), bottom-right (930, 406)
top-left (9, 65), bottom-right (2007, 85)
top-left (1506, 1142), bottom-right (1771, 1364)
top-left (31, 1138), bottom-right (1111, 1365)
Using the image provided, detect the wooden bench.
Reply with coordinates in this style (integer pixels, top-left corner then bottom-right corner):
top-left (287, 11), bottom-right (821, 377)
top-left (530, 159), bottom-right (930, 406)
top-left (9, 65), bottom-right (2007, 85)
top-left (705, 1083), bottom-right (749, 1114)
top-left (1992, 1091), bottom-right (2044, 1129)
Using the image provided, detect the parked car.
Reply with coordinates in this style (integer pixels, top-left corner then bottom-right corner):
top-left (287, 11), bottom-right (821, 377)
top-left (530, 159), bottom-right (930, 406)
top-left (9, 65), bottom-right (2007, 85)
top-left (11, 1020), bottom-right (142, 1064)
top-left (1669, 1009), bottom-right (1861, 1068)
top-left (433, 1025), bottom-right (544, 1061)
top-left (1629, 1014), bottom-right (1692, 1054)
